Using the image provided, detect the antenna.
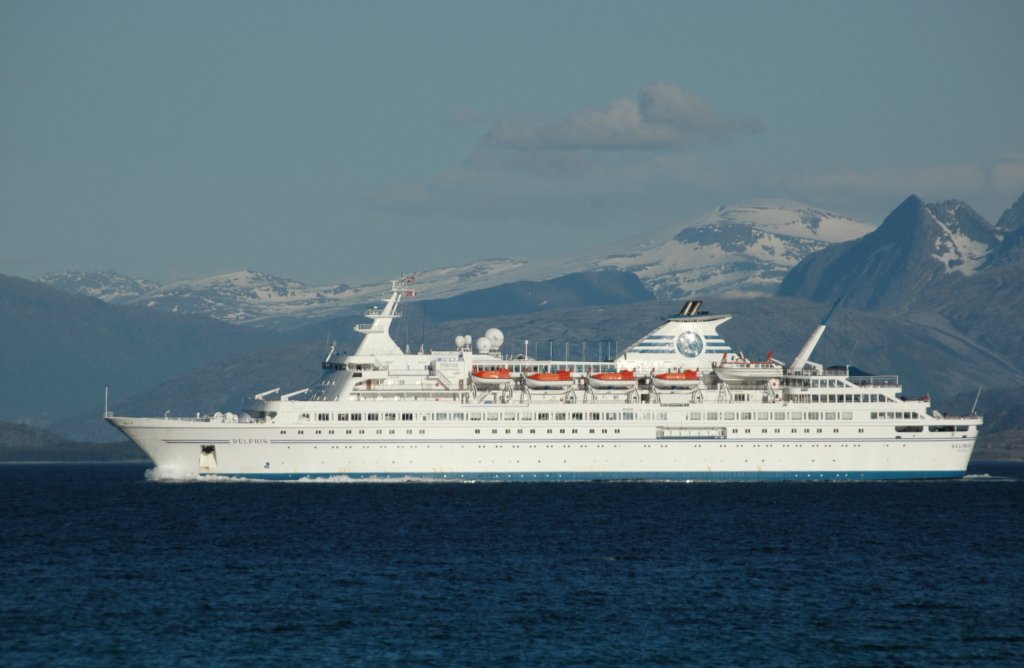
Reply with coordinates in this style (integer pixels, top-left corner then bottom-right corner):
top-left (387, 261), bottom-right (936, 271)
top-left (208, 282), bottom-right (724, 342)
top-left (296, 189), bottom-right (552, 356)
top-left (971, 387), bottom-right (983, 416)
top-left (104, 386), bottom-right (110, 418)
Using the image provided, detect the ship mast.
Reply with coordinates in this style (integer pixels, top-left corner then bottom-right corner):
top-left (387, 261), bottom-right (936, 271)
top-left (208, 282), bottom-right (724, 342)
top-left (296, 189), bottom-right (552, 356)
top-left (351, 275), bottom-right (416, 356)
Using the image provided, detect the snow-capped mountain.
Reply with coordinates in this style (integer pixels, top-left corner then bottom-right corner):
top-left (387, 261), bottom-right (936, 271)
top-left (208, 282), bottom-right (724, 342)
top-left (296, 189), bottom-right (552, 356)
top-left (779, 195), bottom-right (1003, 309)
top-left (40, 270), bottom-right (160, 302)
top-left (41, 259), bottom-right (529, 327)
top-left (38, 200), bottom-right (873, 326)
top-left (568, 200), bottom-right (874, 298)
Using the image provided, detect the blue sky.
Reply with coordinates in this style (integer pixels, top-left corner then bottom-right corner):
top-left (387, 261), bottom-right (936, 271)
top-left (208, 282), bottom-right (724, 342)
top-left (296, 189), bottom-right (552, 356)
top-left (2, 0), bottom-right (1022, 285)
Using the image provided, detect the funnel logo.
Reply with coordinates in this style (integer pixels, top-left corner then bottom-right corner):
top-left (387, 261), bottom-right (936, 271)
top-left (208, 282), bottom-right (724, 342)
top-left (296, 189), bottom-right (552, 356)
top-left (675, 331), bottom-right (704, 358)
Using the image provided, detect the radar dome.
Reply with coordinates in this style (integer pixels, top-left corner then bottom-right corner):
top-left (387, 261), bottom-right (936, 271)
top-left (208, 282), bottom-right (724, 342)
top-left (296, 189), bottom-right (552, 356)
top-left (485, 328), bottom-right (504, 349)
top-left (476, 337), bottom-right (492, 354)
top-left (455, 335), bottom-right (466, 348)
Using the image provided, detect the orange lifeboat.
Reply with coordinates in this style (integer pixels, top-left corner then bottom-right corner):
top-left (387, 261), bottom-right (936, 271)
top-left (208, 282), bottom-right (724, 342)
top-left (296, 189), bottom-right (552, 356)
top-left (524, 370), bottom-right (574, 390)
top-left (652, 369), bottom-right (700, 390)
top-left (471, 368), bottom-right (513, 388)
top-left (588, 369), bottom-right (637, 390)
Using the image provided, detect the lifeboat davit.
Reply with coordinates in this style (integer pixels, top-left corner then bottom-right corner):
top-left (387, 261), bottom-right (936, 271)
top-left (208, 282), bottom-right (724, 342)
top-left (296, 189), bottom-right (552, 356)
top-left (471, 368), bottom-right (513, 388)
top-left (652, 369), bottom-right (700, 390)
top-left (588, 369), bottom-right (637, 390)
top-left (524, 370), bottom-right (574, 390)
top-left (713, 352), bottom-right (783, 382)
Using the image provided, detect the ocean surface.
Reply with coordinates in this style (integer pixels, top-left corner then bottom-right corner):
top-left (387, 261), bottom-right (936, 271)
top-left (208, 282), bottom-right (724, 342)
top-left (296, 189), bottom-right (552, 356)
top-left (2, 462), bottom-right (1023, 667)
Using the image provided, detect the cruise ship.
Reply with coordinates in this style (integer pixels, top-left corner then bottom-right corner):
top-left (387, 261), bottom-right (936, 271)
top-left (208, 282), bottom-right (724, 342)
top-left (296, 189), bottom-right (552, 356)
top-left (107, 276), bottom-right (981, 481)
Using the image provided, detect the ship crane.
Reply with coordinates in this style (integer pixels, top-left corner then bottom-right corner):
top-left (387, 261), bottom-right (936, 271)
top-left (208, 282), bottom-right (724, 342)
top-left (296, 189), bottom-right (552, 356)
top-left (788, 298), bottom-right (842, 373)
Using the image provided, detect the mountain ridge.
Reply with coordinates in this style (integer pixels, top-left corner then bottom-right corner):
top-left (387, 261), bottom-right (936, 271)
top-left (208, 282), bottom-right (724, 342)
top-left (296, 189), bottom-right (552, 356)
top-left (39, 200), bottom-right (872, 327)
top-left (779, 194), bottom-right (1004, 309)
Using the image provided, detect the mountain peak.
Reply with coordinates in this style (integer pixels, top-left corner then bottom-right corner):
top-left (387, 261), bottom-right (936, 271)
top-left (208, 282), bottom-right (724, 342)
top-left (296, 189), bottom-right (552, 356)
top-left (779, 195), bottom-right (1000, 309)
top-left (896, 193), bottom-right (925, 211)
top-left (996, 192), bottom-right (1024, 232)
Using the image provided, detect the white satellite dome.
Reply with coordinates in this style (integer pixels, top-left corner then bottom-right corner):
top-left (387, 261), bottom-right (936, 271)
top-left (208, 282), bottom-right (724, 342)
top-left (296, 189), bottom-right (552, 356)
top-left (455, 335), bottom-right (466, 348)
top-left (485, 328), bottom-right (504, 349)
top-left (476, 337), bottom-right (492, 354)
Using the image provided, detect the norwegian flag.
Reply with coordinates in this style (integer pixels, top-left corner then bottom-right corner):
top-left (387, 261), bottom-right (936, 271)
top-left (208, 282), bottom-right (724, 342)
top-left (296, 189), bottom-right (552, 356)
top-left (404, 289), bottom-right (417, 297)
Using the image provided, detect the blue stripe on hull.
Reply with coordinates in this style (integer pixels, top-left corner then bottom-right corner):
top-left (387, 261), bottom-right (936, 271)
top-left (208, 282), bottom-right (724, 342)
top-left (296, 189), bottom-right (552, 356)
top-left (201, 470), bottom-right (967, 482)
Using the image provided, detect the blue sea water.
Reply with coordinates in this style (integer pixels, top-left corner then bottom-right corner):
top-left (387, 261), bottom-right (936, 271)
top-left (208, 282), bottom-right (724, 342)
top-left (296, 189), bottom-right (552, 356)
top-left (2, 462), bottom-right (1023, 667)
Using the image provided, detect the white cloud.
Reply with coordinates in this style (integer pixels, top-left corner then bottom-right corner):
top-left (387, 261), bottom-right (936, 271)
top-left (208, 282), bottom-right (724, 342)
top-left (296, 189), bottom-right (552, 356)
top-left (482, 82), bottom-right (761, 152)
top-left (370, 85), bottom-right (1024, 232)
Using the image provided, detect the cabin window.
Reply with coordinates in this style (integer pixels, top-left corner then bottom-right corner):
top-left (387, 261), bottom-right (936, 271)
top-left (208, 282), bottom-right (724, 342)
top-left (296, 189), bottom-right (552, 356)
top-left (337, 413), bottom-right (349, 421)
top-left (538, 413), bottom-right (550, 421)
top-left (706, 412), bottom-right (718, 420)
top-left (317, 413), bottom-right (330, 421)
top-left (741, 412), bottom-right (753, 420)
top-left (366, 413), bottom-right (379, 421)
top-left (384, 413), bottom-right (396, 421)
top-left (350, 414), bottom-right (362, 421)
top-left (402, 413), bottom-right (413, 421)
top-left (555, 412), bottom-right (567, 420)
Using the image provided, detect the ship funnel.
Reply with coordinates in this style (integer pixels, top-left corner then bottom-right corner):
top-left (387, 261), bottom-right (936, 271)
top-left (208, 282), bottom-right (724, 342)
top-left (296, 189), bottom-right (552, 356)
top-left (680, 300), bottom-right (703, 316)
top-left (788, 298), bottom-right (842, 373)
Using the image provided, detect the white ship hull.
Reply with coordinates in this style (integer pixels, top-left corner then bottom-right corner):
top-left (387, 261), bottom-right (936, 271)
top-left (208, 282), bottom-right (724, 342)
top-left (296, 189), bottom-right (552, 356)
top-left (107, 284), bottom-right (981, 482)
top-left (108, 408), bottom-right (976, 481)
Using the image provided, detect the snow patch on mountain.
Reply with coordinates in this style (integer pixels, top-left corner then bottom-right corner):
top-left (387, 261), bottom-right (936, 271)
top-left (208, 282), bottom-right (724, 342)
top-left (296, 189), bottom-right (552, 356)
top-left (40, 270), bottom-right (159, 302)
top-left (579, 200), bottom-right (875, 298)
top-left (925, 200), bottom-right (1001, 276)
top-left (42, 260), bottom-right (529, 327)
